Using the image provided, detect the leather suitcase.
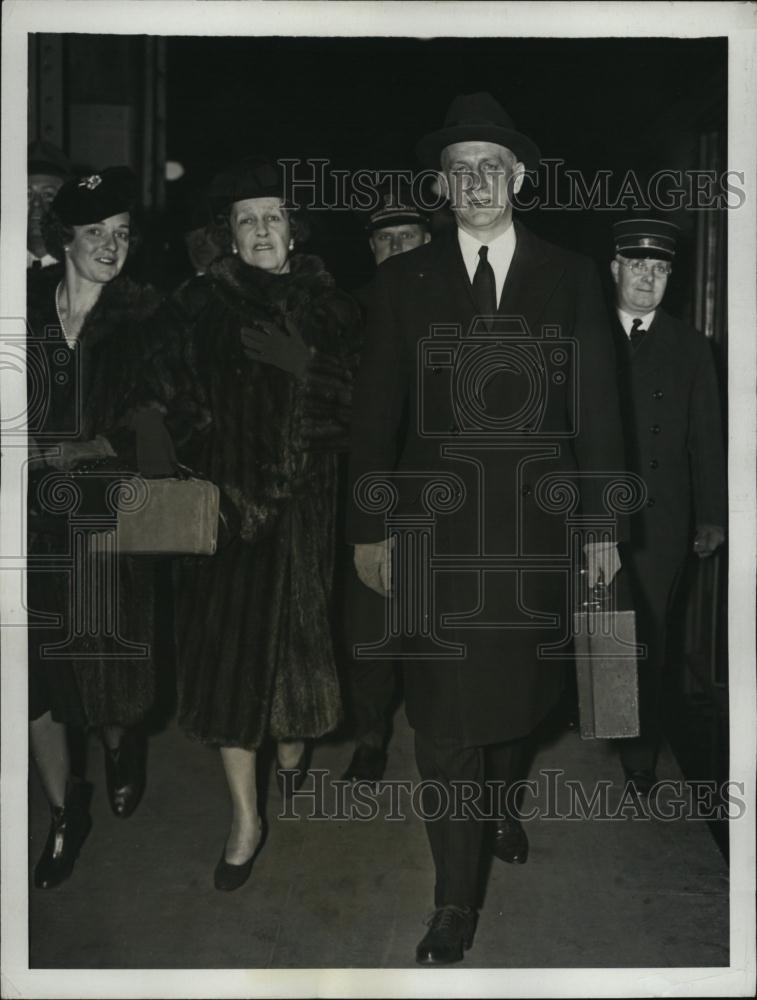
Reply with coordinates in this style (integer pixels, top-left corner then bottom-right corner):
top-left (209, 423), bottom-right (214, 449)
top-left (573, 584), bottom-right (641, 739)
top-left (114, 476), bottom-right (220, 555)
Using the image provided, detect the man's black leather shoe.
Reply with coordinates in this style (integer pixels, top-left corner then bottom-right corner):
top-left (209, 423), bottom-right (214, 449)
top-left (415, 905), bottom-right (477, 965)
top-left (623, 767), bottom-right (657, 798)
top-left (492, 815), bottom-right (529, 864)
top-left (341, 744), bottom-right (387, 783)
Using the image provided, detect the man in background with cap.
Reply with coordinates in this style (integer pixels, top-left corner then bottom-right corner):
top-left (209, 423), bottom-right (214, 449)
top-left (609, 218), bottom-right (726, 796)
top-left (347, 92), bottom-right (627, 964)
top-left (27, 140), bottom-right (71, 269)
top-left (341, 189), bottom-right (431, 785)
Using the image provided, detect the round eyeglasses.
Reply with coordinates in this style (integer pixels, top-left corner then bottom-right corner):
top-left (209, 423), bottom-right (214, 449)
top-left (617, 257), bottom-right (671, 277)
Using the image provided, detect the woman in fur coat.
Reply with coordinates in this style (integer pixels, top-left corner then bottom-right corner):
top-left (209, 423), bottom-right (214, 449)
top-left (169, 157), bottom-right (360, 890)
top-left (27, 167), bottom-right (178, 888)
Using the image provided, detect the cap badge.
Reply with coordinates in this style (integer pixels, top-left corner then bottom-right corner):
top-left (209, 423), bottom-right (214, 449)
top-left (78, 174), bottom-right (102, 190)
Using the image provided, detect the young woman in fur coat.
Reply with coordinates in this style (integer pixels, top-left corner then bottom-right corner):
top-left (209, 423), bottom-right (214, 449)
top-left (27, 168), bottom-right (177, 889)
top-left (168, 157), bottom-right (361, 890)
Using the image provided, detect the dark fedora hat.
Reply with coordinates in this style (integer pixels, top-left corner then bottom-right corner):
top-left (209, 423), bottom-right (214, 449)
top-left (612, 217), bottom-right (680, 261)
top-left (52, 166), bottom-right (137, 225)
top-left (209, 156), bottom-right (290, 215)
top-left (416, 92), bottom-right (541, 170)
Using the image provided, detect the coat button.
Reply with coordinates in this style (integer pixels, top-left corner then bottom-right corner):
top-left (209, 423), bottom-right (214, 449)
top-left (650, 424), bottom-right (661, 434)
top-left (521, 484), bottom-right (532, 497)
top-left (653, 389), bottom-right (664, 400)
top-left (646, 498), bottom-right (656, 508)
top-left (649, 459), bottom-right (659, 469)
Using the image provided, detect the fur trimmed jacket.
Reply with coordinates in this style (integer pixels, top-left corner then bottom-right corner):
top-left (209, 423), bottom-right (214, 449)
top-left (167, 253), bottom-right (362, 747)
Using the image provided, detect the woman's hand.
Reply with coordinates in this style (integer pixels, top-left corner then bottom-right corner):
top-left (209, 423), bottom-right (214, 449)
top-left (241, 318), bottom-right (311, 378)
top-left (46, 436), bottom-right (116, 471)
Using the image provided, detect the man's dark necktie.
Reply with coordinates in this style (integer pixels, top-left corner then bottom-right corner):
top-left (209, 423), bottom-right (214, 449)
top-left (472, 244), bottom-right (497, 316)
top-left (630, 317), bottom-right (645, 350)
top-left (31, 259), bottom-right (42, 271)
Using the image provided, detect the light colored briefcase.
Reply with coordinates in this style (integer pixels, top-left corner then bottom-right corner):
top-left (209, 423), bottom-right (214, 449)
top-left (572, 576), bottom-right (640, 740)
top-left (108, 475), bottom-right (220, 556)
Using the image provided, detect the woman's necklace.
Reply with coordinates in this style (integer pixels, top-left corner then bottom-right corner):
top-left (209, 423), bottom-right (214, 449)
top-left (55, 282), bottom-right (77, 348)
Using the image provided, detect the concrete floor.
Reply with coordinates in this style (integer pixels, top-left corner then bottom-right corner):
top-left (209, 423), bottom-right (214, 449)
top-left (28, 708), bottom-right (729, 970)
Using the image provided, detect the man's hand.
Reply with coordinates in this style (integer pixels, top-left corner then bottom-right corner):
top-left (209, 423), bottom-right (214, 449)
top-left (354, 538), bottom-right (394, 596)
top-left (693, 524), bottom-right (725, 558)
top-left (583, 540), bottom-right (621, 588)
top-left (46, 436), bottom-right (116, 471)
top-left (241, 317), bottom-right (311, 379)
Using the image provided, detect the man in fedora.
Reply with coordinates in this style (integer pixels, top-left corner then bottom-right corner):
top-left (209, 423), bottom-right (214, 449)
top-left (609, 218), bottom-right (726, 796)
top-left (347, 92), bottom-right (627, 964)
top-left (27, 140), bottom-right (72, 269)
top-left (341, 186), bottom-right (431, 785)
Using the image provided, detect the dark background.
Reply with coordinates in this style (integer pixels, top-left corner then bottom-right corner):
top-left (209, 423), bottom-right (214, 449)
top-left (162, 35), bottom-right (727, 302)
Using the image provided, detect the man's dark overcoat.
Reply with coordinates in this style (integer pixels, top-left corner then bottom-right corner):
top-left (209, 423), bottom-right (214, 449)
top-left (347, 223), bottom-right (628, 746)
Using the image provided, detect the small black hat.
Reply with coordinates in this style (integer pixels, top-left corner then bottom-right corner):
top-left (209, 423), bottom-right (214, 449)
top-left (416, 92), bottom-right (541, 171)
top-left (52, 167), bottom-right (138, 225)
top-left (28, 140), bottom-right (71, 180)
top-left (613, 218), bottom-right (679, 261)
top-left (365, 187), bottom-right (429, 233)
top-left (209, 156), bottom-right (288, 215)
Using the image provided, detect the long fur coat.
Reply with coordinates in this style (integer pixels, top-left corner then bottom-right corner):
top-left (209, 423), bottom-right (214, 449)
top-left (168, 253), bottom-right (362, 747)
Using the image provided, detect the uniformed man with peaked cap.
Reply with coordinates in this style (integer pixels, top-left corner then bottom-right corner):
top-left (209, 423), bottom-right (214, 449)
top-left (609, 217), bottom-right (727, 795)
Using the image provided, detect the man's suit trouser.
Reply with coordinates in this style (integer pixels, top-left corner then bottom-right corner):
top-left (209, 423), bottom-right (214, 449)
top-left (619, 549), bottom-right (685, 773)
top-left (414, 731), bottom-right (484, 909)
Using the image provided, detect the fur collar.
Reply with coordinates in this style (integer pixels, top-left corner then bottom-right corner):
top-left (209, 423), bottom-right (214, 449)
top-left (208, 253), bottom-right (335, 320)
top-left (28, 265), bottom-right (162, 349)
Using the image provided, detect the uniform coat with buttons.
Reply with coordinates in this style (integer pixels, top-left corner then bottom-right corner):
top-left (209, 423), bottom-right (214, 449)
top-left (347, 224), bottom-right (627, 746)
top-left (611, 307), bottom-right (726, 747)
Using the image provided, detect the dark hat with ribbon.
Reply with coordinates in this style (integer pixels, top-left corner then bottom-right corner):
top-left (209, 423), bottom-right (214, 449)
top-left (209, 156), bottom-right (289, 215)
top-left (416, 92), bottom-right (541, 170)
top-left (52, 167), bottom-right (138, 225)
top-left (612, 218), bottom-right (680, 261)
top-left (365, 184), bottom-right (429, 233)
top-left (28, 140), bottom-right (72, 180)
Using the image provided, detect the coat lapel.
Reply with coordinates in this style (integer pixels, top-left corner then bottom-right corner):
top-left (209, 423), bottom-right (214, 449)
top-left (630, 308), bottom-right (679, 375)
top-left (426, 223), bottom-right (565, 337)
top-left (498, 222), bottom-right (565, 334)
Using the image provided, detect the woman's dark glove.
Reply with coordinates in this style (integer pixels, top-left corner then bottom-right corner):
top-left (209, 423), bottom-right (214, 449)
top-left (241, 317), bottom-right (311, 379)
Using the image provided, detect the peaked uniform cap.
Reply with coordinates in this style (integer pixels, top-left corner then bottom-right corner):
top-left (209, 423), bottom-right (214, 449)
top-left (613, 218), bottom-right (680, 261)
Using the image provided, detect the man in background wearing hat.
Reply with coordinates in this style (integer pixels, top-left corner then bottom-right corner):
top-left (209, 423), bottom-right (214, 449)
top-left (27, 140), bottom-right (72, 269)
top-left (609, 218), bottom-right (726, 796)
top-left (341, 189), bottom-right (431, 785)
top-left (347, 92), bottom-right (627, 964)
top-left (366, 191), bottom-right (430, 268)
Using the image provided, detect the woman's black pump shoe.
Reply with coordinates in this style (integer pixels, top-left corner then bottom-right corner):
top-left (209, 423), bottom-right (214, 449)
top-left (214, 824), bottom-right (266, 892)
top-left (34, 780), bottom-right (93, 890)
top-left (103, 727), bottom-right (146, 819)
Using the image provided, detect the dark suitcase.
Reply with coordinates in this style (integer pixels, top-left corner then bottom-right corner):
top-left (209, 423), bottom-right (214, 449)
top-left (573, 573), bottom-right (641, 740)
